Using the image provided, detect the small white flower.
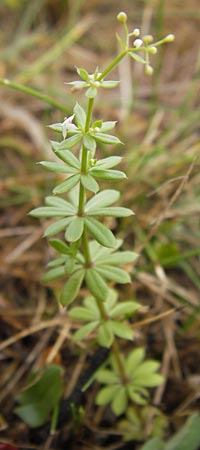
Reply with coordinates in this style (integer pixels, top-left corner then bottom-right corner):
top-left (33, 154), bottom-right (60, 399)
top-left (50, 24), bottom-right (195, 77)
top-left (62, 114), bottom-right (77, 139)
top-left (133, 38), bottom-right (143, 48)
top-left (132, 28), bottom-right (140, 37)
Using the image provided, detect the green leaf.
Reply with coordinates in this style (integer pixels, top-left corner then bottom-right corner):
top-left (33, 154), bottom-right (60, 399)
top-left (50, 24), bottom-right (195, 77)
top-left (15, 365), bottom-right (63, 428)
top-left (81, 174), bottom-right (99, 193)
top-left (95, 265), bottom-right (131, 284)
top-left (96, 385), bottom-right (119, 406)
top-left (133, 360), bottom-right (161, 378)
top-left (101, 80), bottom-right (120, 89)
top-left (48, 123), bottom-right (63, 133)
top-left (111, 387), bottom-right (128, 416)
top-left (44, 196), bottom-right (75, 210)
top-left (86, 86), bottom-right (97, 98)
top-left (53, 174), bottom-right (80, 194)
top-left (29, 206), bottom-right (73, 218)
top-left (95, 156), bottom-right (122, 169)
top-left (126, 348), bottom-right (146, 377)
top-left (65, 217), bottom-right (84, 242)
top-left (49, 239), bottom-right (71, 255)
top-left (54, 149), bottom-right (80, 169)
top-left (43, 218), bottom-right (73, 237)
top-left (64, 257), bottom-right (75, 274)
top-left (93, 132), bottom-right (122, 145)
top-left (48, 256), bottom-right (66, 268)
top-left (39, 161), bottom-right (76, 174)
top-left (87, 206), bottom-right (134, 217)
top-left (83, 135), bottom-right (96, 153)
top-left (90, 168), bottom-right (126, 181)
top-left (129, 51), bottom-right (146, 64)
top-left (110, 321), bottom-right (133, 340)
top-left (72, 321), bottom-right (98, 342)
top-left (43, 266), bottom-right (66, 282)
top-left (60, 269), bottom-right (84, 306)
top-left (98, 322), bottom-right (114, 347)
top-left (95, 369), bottom-right (118, 384)
top-left (74, 102), bottom-right (86, 129)
top-left (140, 437), bottom-right (165, 450)
top-left (97, 251), bottom-right (138, 265)
top-left (134, 373), bottom-right (164, 387)
top-left (76, 67), bottom-right (89, 81)
top-left (165, 413), bottom-right (200, 450)
top-left (85, 217), bottom-right (116, 248)
top-left (85, 268), bottom-right (109, 301)
top-left (85, 189), bottom-right (120, 211)
top-left (116, 32), bottom-right (126, 50)
top-left (52, 134), bottom-right (82, 150)
top-left (68, 306), bottom-right (97, 322)
top-left (110, 301), bottom-right (140, 318)
top-left (100, 121), bottom-right (117, 132)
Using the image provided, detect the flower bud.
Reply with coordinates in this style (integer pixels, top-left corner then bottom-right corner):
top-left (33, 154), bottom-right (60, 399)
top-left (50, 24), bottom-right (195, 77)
top-left (148, 46), bottom-right (157, 54)
top-left (133, 38), bottom-right (143, 48)
top-left (145, 64), bottom-right (154, 76)
top-left (165, 33), bottom-right (175, 42)
top-left (132, 28), bottom-right (140, 37)
top-left (117, 12), bottom-right (127, 23)
top-left (143, 34), bottom-right (153, 44)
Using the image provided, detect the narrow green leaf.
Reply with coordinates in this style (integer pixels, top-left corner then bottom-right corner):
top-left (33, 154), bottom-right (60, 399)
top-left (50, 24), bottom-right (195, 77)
top-left (87, 206), bottom-right (134, 217)
top-left (72, 321), bottom-right (98, 342)
top-left (81, 174), bottom-right (99, 193)
top-left (60, 269), bottom-right (84, 306)
top-left (48, 123), bottom-right (63, 133)
top-left (74, 102), bottom-right (86, 129)
top-left (29, 207), bottom-right (72, 218)
top-left (95, 369), bottom-right (118, 384)
top-left (110, 301), bottom-right (140, 318)
top-left (45, 196), bottom-right (75, 212)
top-left (64, 257), bottom-right (75, 274)
top-left (85, 268), bottom-right (109, 301)
top-left (134, 373), bottom-right (164, 387)
top-left (43, 266), bottom-right (66, 282)
top-left (43, 218), bottom-right (73, 237)
top-left (110, 321), bottom-right (133, 340)
top-left (65, 217), bottom-right (84, 242)
top-left (116, 32), bottom-right (126, 50)
top-left (76, 67), bottom-right (89, 81)
top-left (53, 174), bottom-right (80, 194)
top-left (68, 306), bottom-right (97, 322)
top-left (111, 387), bottom-right (128, 416)
top-left (129, 51), bottom-right (146, 64)
top-left (96, 385), bottom-right (119, 406)
top-left (95, 156), bottom-right (122, 169)
top-left (95, 265), bottom-right (131, 284)
top-left (126, 348), bottom-right (146, 377)
top-left (90, 169), bottom-right (126, 181)
top-left (97, 251), bottom-right (138, 265)
top-left (85, 189), bottom-right (120, 211)
top-left (100, 121), bottom-right (117, 132)
top-left (165, 413), bottom-right (200, 450)
top-left (83, 135), bottom-right (96, 153)
top-left (93, 132), bottom-right (122, 145)
top-left (101, 80), bottom-right (120, 88)
top-left (54, 149), bottom-right (80, 169)
top-left (48, 256), bottom-right (66, 268)
top-left (98, 322), bottom-right (114, 347)
top-left (49, 239), bottom-right (71, 255)
top-left (39, 161), bottom-right (76, 174)
top-left (52, 134), bottom-right (82, 151)
top-left (85, 217), bottom-right (116, 248)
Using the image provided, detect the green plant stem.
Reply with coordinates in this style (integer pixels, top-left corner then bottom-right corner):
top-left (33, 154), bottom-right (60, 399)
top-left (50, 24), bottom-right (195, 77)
top-left (0, 78), bottom-right (69, 114)
top-left (97, 50), bottom-right (127, 81)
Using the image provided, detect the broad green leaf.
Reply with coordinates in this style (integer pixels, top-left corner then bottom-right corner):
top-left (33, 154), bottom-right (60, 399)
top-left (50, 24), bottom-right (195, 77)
top-left (29, 206), bottom-right (73, 218)
top-left (68, 306), bottom-right (97, 322)
top-left (95, 156), bottom-right (122, 169)
top-left (49, 239), bottom-right (71, 255)
top-left (60, 269), bottom-right (84, 306)
top-left (96, 385), bottom-right (119, 406)
top-left (85, 268), bottom-right (109, 301)
top-left (95, 369), bottom-right (118, 384)
top-left (53, 174), bottom-right (80, 194)
top-left (126, 348), bottom-right (145, 377)
top-left (72, 321), bottom-right (98, 342)
top-left (15, 365), bottom-right (63, 428)
top-left (133, 360), bottom-right (161, 378)
top-left (110, 301), bottom-right (140, 318)
top-left (140, 437), bottom-right (165, 450)
top-left (43, 266), bottom-right (66, 282)
top-left (134, 373), bottom-right (163, 387)
top-left (90, 169), bottom-right (126, 181)
top-left (38, 161), bottom-right (76, 174)
top-left (76, 67), bottom-right (89, 81)
top-left (87, 206), bottom-right (134, 217)
top-left (95, 265), bottom-right (131, 284)
top-left (74, 102), bottom-right (86, 129)
top-left (54, 149), bottom-right (80, 169)
top-left (81, 174), bottom-right (99, 193)
top-left (92, 132), bottom-right (122, 145)
top-left (97, 322), bottom-right (114, 347)
top-left (165, 413), bottom-right (200, 450)
top-left (97, 251), bottom-right (138, 265)
top-left (83, 135), bottom-right (96, 153)
top-left (111, 387), bottom-right (128, 416)
top-left (85, 217), bottom-right (116, 248)
top-left (43, 218), bottom-right (73, 237)
top-left (65, 217), bottom-right (84, 242)
top-left (110, 321), bottom-right (133, 340)
top-left (85, 189), bottom-right (120, 211)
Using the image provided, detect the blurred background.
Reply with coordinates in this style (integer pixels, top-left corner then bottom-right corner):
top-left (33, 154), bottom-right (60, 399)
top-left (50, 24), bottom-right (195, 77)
top-left (0, 0), bottom-right (200, 448)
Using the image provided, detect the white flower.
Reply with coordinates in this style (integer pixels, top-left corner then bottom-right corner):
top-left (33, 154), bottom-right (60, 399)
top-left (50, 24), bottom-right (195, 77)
top-left (132, 28), bottom-right (140, 37)
top-left (133, 38), bottom-right (143, 48)
top-left (62, 114), bottom-right (77, 139)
